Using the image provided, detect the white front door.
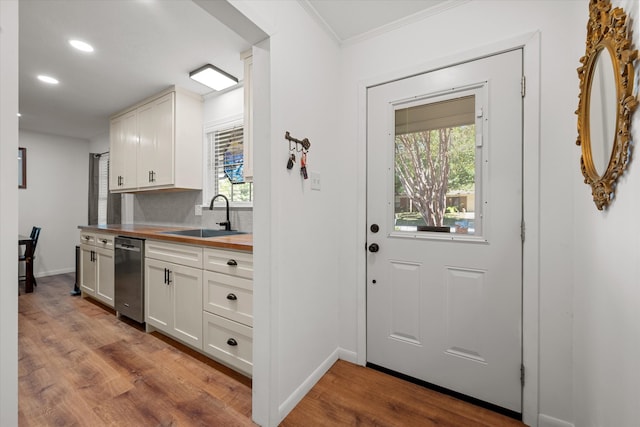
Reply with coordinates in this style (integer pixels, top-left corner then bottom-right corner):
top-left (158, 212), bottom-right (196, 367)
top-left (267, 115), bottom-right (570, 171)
top-left (366, 49), bottom-right (523, 413)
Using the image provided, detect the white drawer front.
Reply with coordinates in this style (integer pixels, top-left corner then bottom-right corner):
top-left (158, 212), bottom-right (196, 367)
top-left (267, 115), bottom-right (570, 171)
top-left (203, 311), bottom-right (252, 376)
top-left (146, 240), bottom-right (203, 269)
top-left (203, 271), bottom-right (252, 327)
top-left (94, 233), bottom-right (114, 250)
top-left (203, 248), bottom-right (253, 278)
top-left (80, 232), bottom-right (95, 245)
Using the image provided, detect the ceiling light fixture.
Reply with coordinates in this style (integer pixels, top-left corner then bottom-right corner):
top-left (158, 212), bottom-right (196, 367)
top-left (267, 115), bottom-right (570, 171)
top-left (189, 64), bottom-right (238, 91)
top-left (69, 39), bottom-right (94, 53)
top-left (37, 75), bottom-right (59, 85)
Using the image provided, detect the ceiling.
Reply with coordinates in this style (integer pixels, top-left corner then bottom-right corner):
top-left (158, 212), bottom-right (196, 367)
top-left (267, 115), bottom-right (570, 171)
top-left (18, 0), bottom-right (451, 141)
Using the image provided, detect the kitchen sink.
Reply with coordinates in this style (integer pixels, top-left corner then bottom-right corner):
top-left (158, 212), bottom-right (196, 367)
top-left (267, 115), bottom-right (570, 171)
top-left (160, 229), bottom-right (246, 238)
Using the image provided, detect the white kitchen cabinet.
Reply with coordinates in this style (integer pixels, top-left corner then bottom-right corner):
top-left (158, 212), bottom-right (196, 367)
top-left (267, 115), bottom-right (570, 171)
top-left (145, 240), bottom-right (203, 349)
top-left (110, 86), bottom-right (202, 193)
top-left (202, 247), bottom-right (253, 375)
top-left (79, 232), bottom-right (115, 307)
top-left (137, 93), bottom-right (175, 188)
top-left (109, 110), bottom-right (137, 191)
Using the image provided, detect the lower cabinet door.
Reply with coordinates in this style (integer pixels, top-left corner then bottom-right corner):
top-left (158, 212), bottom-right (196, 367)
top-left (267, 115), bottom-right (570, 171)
top-left (202, 311), bottom-right (252, 376)
top-left (171, 263), bottom-right (203, 349)
top-left (145, 258), bottom-right (173, 332)
top-left (80, 244), bottom-right (96, 294)
top-left (95, 247), bottom-right (114, 307)
top-left (145, 258), bottom-right (203, 349)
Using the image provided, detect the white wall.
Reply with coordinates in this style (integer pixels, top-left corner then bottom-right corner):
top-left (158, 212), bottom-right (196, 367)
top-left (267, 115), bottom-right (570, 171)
top-left (230, 1), bottom-right (343, 425)
top-left (89, 131), bottom-right (109, 154)
top-left (0, 0), bottom-right (19, 424)
top-left (573, 1), bottom-right (640, 425)
top-left (18, 131), bottom-right (89, 276)
top-left (203, 86), bottom-right (244, 125)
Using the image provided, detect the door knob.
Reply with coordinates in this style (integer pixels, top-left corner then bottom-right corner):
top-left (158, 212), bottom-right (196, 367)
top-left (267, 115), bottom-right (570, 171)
top-left (368, 243), bottom-right (379, 253)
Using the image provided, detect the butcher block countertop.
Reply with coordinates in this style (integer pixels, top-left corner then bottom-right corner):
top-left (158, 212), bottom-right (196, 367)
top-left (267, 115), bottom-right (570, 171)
top-left (78, 224), bottom-right (253, 252)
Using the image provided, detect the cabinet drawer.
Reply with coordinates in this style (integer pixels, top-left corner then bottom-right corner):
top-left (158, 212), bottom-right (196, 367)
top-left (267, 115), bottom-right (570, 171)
top-left (203, 271), bottom-right (252, 327)
top-left (94, 233), bottom-right (114, 250)
top-left (203, 311), bottom-right (252, 376)
top-left (203, 248), bottom-right (253, 279)
top-left (80, 232), bottom-right (95, 245)
top-left (146, 240), bottom-right (203, 269)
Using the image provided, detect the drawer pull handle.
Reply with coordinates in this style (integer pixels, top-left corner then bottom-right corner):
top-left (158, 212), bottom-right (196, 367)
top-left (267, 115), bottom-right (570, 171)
top-left (227, 338), bottom-right (238, 346)
top-left (226, 293), bottom-right (237, 301)
top-left (100, 239), bottom-right (108, 244)
top-left (227, 259), bottom-right (238, 266)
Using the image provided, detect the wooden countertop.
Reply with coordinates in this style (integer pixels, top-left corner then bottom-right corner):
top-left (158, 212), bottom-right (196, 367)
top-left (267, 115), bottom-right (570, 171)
top-left (78, 224), bottom-right (253, 252)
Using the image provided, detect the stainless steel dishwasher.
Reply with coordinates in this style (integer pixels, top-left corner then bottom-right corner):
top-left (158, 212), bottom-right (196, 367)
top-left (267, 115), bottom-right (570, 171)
top-left (114, 236), bottom-right (145, 323)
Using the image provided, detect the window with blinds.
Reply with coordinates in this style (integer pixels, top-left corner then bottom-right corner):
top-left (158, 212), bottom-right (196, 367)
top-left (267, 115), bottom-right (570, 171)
top-left (206, 123), bottom-right (252, 203)
top-left (98, 153), bottom-right (109, 225)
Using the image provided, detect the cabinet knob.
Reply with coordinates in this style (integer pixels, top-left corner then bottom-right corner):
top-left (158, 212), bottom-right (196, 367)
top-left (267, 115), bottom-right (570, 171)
top-left (226, 338), bottom-right (238, 346)
top-left (227, 259), bottom-right (238, 266)
top-left (226, 293), bottom-right (237, 301)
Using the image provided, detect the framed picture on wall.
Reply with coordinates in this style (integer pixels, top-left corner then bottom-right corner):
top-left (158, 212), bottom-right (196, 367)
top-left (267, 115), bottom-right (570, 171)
top-left (18, 147), bottom-right (26, 189)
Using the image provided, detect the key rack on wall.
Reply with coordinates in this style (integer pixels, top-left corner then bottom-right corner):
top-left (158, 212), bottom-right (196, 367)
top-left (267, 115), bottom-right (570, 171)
top-left (285, 131), bottom-right (311, 150)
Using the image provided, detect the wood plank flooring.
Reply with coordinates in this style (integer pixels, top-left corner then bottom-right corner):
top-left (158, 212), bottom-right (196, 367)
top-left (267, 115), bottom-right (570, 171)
top-left (19, 274), bottom-right (526, 426)
top-left (18, 273), bottom-right (253, 426)
top-left (282, 360), bottom-right (525, 426)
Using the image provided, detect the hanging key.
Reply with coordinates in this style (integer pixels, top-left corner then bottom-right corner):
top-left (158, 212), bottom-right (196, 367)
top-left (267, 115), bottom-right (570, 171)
top-left (300, 152), bottom-right (308, 179)
top-left (286, 153), bottom-right (296, 170)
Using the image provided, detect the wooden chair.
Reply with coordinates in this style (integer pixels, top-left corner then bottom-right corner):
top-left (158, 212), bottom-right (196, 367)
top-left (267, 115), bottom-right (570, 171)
top-left (19, 226), bottom-right (41, 291)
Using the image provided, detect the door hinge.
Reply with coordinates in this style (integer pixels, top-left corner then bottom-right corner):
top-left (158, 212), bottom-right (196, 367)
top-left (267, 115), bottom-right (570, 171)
top-left (521, 75), bottom-right (526, 97)
top-left (520, 219), bottom-right (525, 243)
top-left (520, 364), bottom-right (525, 386)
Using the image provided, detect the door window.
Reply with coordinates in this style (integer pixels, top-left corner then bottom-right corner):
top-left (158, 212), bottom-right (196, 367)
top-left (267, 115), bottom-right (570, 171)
top-left (394, 91), bottom-right (482, 235)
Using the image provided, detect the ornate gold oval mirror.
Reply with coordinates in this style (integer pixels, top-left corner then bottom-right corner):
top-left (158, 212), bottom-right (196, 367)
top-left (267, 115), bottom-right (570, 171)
top-left (576, 0), bottom-right (638, 210)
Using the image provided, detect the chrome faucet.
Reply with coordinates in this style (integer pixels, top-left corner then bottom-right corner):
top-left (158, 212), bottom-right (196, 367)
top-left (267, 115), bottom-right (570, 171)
top-left (209, 194), bottom-right (231, 231)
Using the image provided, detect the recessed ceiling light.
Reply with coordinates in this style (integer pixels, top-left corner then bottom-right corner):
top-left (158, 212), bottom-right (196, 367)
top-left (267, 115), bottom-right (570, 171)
top-left (37, 75), bottom-right (59, 85)
top-left (69, 39), bottom-right (94, 53)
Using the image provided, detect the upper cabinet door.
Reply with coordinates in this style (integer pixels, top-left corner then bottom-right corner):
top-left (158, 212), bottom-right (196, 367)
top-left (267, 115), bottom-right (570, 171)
top-left (109, 110), bottom-right (137, 191)
top-left (151, 93), bottom-right (175, 187)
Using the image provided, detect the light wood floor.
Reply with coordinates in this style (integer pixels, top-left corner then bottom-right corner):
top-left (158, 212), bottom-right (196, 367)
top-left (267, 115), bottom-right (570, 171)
top-left (19, 274), bottom-right (525, 426)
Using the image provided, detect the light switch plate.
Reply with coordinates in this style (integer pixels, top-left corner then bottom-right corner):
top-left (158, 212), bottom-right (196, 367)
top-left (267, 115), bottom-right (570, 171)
top-left (310, 172), bottom-right (321, 191)
top-left (195, 204), bottom-right (202, 216)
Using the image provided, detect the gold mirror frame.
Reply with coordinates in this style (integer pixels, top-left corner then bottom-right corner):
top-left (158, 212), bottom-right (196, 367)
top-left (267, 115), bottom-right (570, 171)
top-left (576, 0), bottom-right (638, 210)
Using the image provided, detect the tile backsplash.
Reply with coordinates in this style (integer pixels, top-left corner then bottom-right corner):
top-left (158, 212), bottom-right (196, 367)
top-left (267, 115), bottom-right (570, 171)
top-left (133, 190), bottom-right (253, 232)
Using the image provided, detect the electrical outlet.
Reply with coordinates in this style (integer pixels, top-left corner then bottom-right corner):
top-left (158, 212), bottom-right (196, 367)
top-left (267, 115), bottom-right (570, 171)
top-left (195, 205), bottom-right (202, 216)
top-left (311, 172), bottom-right (321, 191)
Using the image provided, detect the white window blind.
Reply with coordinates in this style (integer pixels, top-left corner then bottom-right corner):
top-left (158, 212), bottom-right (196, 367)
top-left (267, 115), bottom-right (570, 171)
top-left (206, 123), bottom-right (252, 203)
top-left (98, 153), bottom-right (109, 225)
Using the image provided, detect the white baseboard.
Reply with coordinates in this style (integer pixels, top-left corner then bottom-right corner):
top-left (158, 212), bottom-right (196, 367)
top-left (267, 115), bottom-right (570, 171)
top-left (338, 347), bottom-right (358, 364)
top-left (35, 268), bottom-right (74, 278)
top-left (278, 348), bottom-right (340, 421)
top-left (538, 414), bottom-right (574, 427)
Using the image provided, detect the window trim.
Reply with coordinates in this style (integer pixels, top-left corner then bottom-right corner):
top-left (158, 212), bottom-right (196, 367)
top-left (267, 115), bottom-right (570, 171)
top-left (203, 114), bottom-right (252, 208)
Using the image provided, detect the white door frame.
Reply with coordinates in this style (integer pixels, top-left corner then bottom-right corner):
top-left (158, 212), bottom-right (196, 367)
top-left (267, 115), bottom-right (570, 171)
top-left (356, 31), bottom-right (541, 427)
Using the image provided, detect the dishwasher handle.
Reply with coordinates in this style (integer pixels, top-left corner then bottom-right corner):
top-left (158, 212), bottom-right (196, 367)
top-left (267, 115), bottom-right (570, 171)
top-left (115, 243), bottom-right (141, 252)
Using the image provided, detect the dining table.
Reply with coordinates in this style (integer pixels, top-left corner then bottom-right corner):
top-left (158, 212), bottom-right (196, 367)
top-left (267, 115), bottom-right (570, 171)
top-left (19, 234), bottom-right (35, 293)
